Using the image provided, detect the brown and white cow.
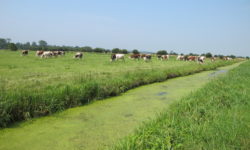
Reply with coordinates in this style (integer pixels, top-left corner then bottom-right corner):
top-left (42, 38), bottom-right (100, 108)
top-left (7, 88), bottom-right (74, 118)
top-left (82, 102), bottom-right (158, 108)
top-left (187, 56), bottom-right (197, 61)
top-left (176, 55), bottom-right (185, 61)
top-left (160, 55), bottom-right (169, 60)
top-left (21, 50), bottom-right (28, 56)
top-left (141, 54), bottom-right (152, 61)
top-left (41, 51), bottom-right (53, 58)
top-left (36, 51), bottom-right (44, 56)
top-left (129, 54), bottom-right (140, 60)
top-left (198, 56), bottom-right (206, 64)
top-left (74, 52), bottom-right (83, 59)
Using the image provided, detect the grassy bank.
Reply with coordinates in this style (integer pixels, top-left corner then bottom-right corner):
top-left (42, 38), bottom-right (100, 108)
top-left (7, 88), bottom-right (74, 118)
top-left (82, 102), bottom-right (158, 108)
top-left (113, 61), bottom-right (250, 150)
top-left (0, 50), bottom-right (239, 127)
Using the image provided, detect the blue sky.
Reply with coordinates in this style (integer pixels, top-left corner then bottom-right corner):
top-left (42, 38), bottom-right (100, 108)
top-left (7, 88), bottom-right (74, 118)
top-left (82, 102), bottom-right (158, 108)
top-left (1, 0), bottom-right (249, 56)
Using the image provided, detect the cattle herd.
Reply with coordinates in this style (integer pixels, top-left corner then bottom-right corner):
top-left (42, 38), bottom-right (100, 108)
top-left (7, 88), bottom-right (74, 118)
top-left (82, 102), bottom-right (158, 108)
top-left (21, 50), bottom-right (234, 63)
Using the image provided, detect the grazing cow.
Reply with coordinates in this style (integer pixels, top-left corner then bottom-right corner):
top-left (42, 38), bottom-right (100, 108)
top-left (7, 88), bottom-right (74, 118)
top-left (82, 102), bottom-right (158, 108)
top-left (74, 52), bottom-right (83, 59)
top-left (142, 54), bottom-right (152, 61)
top-left (198, 56), bottom-right (206, 64)
top-left (187, 56), bottom-right (197, 61)
top-left (36, 51), bottom-right (44, 56)
top-left (41, 51), bottom-right (53, 58)
top-left (21, 50), bottom-right (28, 56)
top-left (111, 54), bottom-right (125, 61)
top-left (176, 55), bottom-right (185, 61)
top-left (129, 54), bottom-right (140, 60)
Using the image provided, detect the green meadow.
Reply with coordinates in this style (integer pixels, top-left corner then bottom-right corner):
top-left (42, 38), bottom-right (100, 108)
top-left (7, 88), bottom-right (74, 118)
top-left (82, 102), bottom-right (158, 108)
top-left (0, 50), bottom-right (238, 127)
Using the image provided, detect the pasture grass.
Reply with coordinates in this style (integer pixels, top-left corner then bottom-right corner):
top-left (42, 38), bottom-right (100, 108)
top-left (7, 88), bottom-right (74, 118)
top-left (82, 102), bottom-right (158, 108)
top-left (113, 61), bottom-right (250, 150)
top-left (0, 50), bottom-right (239, 127)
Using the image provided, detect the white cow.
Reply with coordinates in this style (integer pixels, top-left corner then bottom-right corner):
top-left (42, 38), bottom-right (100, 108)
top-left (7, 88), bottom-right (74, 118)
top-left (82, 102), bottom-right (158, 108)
top-left (41, 51), bottom-right (53, 58)
top-left (198, 56), bottom-right (206, 64)
top-left (176, 55), bottom-right (185, 61)
top-left (74, 52), bottom-right (83, 59)
top-left (111, 54), bottom-right (125, 61)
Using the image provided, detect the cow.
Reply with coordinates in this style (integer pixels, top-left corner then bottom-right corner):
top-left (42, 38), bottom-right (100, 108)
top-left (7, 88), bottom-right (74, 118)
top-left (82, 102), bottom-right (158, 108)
top-left (36, 51), bottom-right (44, 56)
top-left (187, 56), bottom-right (197, 61)
top-left (140, 54), bottom-right (146, 59)
top-left (198, 56), bottom-right (206, 64)
top-left (54, 51), bottom-right (65, 56)
top-left (224, 57), bottom-right (232, 60)
top-left (176, 55), bottom-right (185, 61)
top-left (59, 51), bottom-right (65, 55)
top-left (129, 54), bottom-right (140, 60)
top-left (160, 55), bottom-right (169, 60)
top-left (111, 54), bottom-right (125, 61)
top-left (52, 51), bottom-right (59, 57)
top-left (141, 54), bottom-right (152, 61)
top-left (21, 50), bottom-right (28, 56)
top-left (74, 52), bottom-right (83, 59)
top-left (211, 57), bottom-right (216, 62)
top-left (41, 51), bottom-right (53, 58)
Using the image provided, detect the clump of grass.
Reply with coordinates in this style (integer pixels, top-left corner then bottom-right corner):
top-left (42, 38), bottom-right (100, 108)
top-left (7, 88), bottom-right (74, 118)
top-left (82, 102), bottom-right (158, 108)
top-left (0, 50), bottom-right (239, 127)
top-left (113, 61), bottom-right (250, 150)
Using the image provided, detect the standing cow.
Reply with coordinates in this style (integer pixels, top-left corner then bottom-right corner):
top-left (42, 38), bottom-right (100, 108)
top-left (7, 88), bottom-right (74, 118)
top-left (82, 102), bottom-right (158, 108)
top-left (187, 56), bottom-right (197, 61)
top-left (159, 55), bottom-right (169, 60)
top-left (176, 55), bottom-right (185, 61)
top-left (41, 51), bottom-right (53, 58)
top-left (141, 54), bottom-right (152, 61)
top-left (129, 54), bottom-right (140, 60)
top-left (111, 54), bottom-right (125, 61)
top-left (36, 51), bottom-right (44, 56)
top-left (198, 56), bottom-right (206, 64)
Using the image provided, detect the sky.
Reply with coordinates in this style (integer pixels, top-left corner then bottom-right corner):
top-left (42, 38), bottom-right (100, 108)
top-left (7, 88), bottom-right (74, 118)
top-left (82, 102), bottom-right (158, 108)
top-left (0, 0), bottom-right (250, 56)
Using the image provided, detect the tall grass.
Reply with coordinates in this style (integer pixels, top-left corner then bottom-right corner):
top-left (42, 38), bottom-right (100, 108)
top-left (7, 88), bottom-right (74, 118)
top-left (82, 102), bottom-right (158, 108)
top-left (0, 50), bottom-right (239, 127)
top-left (113, 61), bottom-right (250, 150)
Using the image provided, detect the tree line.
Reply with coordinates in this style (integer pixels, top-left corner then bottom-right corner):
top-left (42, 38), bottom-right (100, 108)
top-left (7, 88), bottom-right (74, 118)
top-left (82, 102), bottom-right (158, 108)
top-left (0, 38), bottom-right (247, 59)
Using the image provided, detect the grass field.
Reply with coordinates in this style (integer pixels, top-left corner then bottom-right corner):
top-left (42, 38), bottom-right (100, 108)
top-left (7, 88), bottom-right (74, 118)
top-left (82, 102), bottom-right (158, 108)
top-left (113, 61), bottom-right (250, 150)
top-left (0, 50), bottom-right (239, 127)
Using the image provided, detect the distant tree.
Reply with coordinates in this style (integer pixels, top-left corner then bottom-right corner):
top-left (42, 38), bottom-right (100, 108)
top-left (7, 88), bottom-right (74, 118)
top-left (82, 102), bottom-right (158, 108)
top-left (228, 55), bottom-right (236, 59)
top-left (94, 47), bottom-right (105, 53)
top-left (121, 49), bottom-right (128, 54)
top-left (31, 42), bottom-right (37, 47)
top-left (38, 40), bottom-right (47, 50)
top-left (81, 46), bottom-right (92, 52)
top-left (132, 49), bottom-right (140, 54)
top-left (180, 53), bottom-right (184, 56)
top-left (38, 40), bottom-right (47, 47)
top-left (157, 50), bottom-right (167, 55)
top-left (23, 42), bottom-right (31, 50)
top-left (246, 56), bottom-right (249, 59)
top-left (6, 38), bottom-right (11, 43)
top-left (105, 49), bottom-right (111, 53)
top-left (112, 48), bottom-right (120, 53)
top-left (8, 43), bottom-right (18, 51)
top-left (218, 55), bottom-right (224, 59)
top-left (205, 52), bottom-right (213, 58)
top-left (169, 50), bottom-right (178, 55)
top-left (0, 38), bottom-right (8, 49)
